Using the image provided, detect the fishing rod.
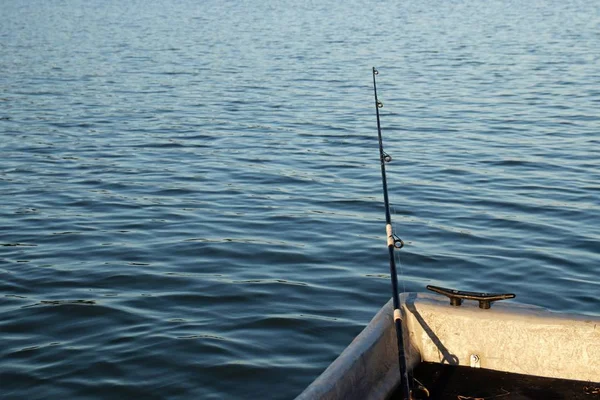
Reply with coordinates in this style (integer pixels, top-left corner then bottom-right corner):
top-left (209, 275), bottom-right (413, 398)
top-left (372, 67), bottom-right (413, 400)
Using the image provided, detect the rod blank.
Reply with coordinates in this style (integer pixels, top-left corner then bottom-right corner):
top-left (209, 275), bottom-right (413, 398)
top-left (372, 67), bottom-right (412, 400)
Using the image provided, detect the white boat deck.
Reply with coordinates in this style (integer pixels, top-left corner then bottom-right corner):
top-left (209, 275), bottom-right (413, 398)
top-left (297, 292), bottom-right (600, 400)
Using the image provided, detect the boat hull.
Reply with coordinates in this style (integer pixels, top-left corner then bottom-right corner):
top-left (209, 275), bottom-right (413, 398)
top-left (297, 292), bottom-right (599, 399)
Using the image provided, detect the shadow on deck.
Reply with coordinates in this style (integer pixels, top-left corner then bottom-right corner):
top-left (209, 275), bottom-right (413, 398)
top-left (389, 362), bottom-right (599, 400)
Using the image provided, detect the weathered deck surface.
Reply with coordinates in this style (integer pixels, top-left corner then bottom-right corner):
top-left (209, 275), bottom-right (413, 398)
top-left (389, 362), bottom-right (599, 400)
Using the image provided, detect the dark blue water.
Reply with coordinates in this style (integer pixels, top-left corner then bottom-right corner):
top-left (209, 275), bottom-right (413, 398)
top-left (1, 0), bottom-right (599, 398)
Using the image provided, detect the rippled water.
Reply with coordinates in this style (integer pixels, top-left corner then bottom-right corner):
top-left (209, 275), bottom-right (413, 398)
top-left (1, 0), bottom-right (599, 398)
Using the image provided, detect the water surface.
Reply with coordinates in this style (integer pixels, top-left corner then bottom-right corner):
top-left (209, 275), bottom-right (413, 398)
top-left (1, 0), bottom-right (599, 398)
